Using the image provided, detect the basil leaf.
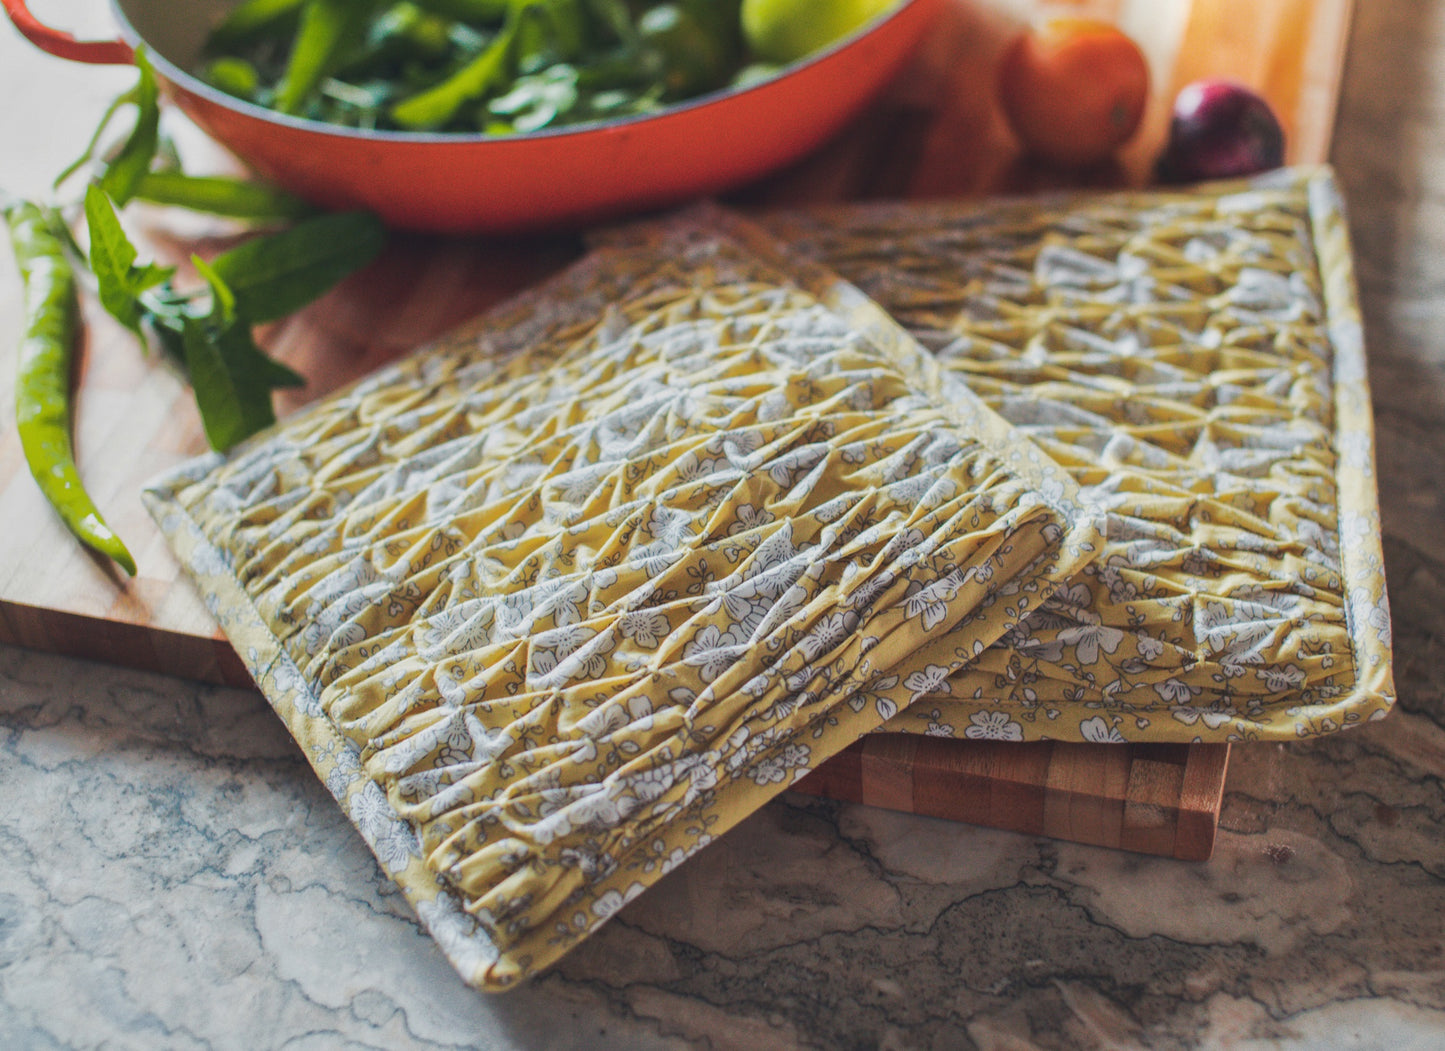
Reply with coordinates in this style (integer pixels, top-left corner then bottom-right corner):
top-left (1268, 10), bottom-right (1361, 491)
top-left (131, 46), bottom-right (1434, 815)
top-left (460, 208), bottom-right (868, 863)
top-left (55, 89), bottom-right (135, 190)
top-left (210, 210), bottom-right (386, 323)
top-left (181, 316), bottom-right (284, 451)
top-left (99, 49), bottom-right (162, 206)
top-left (191, 253), bottom-right (237, 322)
top-left (132, 171), bottom-right (316, 221)
top-left (84, 184), bottom-right (173, 336)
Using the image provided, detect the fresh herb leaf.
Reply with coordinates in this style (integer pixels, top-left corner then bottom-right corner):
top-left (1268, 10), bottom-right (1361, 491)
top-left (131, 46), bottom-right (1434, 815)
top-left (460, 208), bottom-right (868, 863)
top-left (181, 314), bottom-right (285, 451)
top-left (210, 210), bottom-right (386, 323)
top-left (191, 254), bottom-right (237, 322)
top-left (179, 259), bottom-right (304, 450)
top-left (132, 171), bottom-right (317, 221)
top-left (54, 90), bottom-right (135, 190)
top-left (84, 184), bottom-right (174, 336)
top-left (98, 49), bottom-right (162, 206)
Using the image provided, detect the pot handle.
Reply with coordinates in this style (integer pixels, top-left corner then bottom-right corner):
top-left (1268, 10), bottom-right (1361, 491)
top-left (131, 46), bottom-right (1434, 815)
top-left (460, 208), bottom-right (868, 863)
top-left (3, 0), bottom-right (132, 64)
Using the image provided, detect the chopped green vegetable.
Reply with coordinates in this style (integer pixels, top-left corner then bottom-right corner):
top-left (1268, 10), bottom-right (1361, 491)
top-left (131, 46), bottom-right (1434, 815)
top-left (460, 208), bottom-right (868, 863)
top-left (197, 0), bottom-right (754, 134)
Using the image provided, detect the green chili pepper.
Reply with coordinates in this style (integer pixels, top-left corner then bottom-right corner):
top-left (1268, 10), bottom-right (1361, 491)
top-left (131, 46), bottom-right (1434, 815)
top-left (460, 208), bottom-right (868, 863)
top-left (277, 0), bottom-right (376, 115)
top-left (389, 4), bottom-right (521, 128)
top-left (409, 0), bottom-right (509, 21)
top-left (5, 201), bottom-right (137, 576)
top-left (206, 0), bottom-right (309, 52)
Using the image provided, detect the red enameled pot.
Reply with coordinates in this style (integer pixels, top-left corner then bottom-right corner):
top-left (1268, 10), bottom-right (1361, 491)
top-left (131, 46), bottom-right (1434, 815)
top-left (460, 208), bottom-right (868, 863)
top-left (4, 0), bottom-right (942, 233)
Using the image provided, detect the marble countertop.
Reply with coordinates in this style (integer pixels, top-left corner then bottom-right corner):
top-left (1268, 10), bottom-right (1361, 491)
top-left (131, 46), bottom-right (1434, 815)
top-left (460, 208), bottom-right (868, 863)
top-left (6, 1), bottom-right (1445, 1048)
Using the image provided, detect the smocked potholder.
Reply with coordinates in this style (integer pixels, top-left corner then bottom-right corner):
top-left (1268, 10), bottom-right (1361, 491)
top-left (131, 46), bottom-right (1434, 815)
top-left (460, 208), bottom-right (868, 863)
top-left (760, 166), bottom-right (1393, 743)
top-left (143, 213), bottom-right (1102, 989)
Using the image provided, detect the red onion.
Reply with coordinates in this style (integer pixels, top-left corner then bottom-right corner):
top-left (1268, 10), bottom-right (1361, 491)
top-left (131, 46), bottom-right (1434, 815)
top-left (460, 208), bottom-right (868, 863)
top-left (1155, 79), bottom-right (1285, 183)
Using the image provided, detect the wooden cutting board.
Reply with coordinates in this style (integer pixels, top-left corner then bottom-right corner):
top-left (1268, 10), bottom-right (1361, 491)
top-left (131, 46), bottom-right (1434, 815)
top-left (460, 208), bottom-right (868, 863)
top-left (0, 0), bottom-right (1353, 860)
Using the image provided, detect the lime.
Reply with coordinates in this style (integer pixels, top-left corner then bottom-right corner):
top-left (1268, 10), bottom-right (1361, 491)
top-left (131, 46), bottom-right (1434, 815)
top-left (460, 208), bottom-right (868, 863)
top-left (740, 0), bottom-right (901, 65)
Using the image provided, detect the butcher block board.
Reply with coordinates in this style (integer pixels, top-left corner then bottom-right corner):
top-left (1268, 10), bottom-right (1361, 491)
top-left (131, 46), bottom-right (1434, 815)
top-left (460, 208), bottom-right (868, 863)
top-left (0, 0), bottom-right (1353, 859)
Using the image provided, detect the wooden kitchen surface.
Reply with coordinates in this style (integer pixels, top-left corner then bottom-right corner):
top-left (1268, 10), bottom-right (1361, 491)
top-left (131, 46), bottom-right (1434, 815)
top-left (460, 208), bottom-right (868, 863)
top-left (0, 0), bottom-right (1353, 859)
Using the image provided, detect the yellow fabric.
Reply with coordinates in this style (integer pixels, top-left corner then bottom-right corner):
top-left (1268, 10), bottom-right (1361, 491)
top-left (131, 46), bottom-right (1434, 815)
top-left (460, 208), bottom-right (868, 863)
top-left (143, 214), bottom-right (1102, 989)
top-left (760, 166), bottom-right (1394, 742)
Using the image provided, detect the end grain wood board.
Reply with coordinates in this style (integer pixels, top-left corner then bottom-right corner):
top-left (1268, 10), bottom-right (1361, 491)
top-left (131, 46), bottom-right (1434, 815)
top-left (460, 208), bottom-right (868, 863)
top-left (792, 737), bottom-right (1231, 862)
top-left (0, 0), bottom-right (1353, 859)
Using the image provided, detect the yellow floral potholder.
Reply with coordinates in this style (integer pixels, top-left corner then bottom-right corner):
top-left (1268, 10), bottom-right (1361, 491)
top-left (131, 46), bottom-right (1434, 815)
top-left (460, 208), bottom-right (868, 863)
top-left (763, 166), bottom-right (1394, 743)
top-left (142, 213), bottom-right (1102, 989)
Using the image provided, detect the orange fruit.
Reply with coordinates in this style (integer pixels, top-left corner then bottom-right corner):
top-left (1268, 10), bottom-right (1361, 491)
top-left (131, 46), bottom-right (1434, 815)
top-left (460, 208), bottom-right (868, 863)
top-left (996, 18), bottom-right (1150, 168)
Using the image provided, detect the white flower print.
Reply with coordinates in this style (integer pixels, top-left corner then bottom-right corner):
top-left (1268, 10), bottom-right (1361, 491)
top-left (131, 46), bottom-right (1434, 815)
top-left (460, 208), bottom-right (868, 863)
top-left (681, 623), bottom-right (746, 682)
top-left (414, 896), bottom-right (497, 975)
top-left (1170, 702), bottom-right (1234, 730)
top-left (630, 540), bottom-right (684, 576)
top-left (553, 462), bottom-right (614, 506)
top-left (709, 428), bottom-right (765, 465)
top-left (964, 710), bottom-right (1024, 741)
top-left (842, 566), bottom-right (897, 612)
top-left (567, 783), bottom-right (631, 830)
top-left (465, 713), bottom-right (514, 764)
top-left (1135, 634), bottom-right (1167, 662)
top-left (728, 503), bottom-right (776, 535)
top-left (1155, 677), bottom-right (1198, 705)
top-left (558, 844), bottom-right (617, 882)
top-left (533, 578), bottom-right (589, 628)
top-left (371, 821), bottom-right (424, 875)
top-left (529, 625), bottom-right (615, 688)
top-left (748, 756), bottom-right (789, 785)
top-left (1079, 716), bottom-right (1127, 744)
top-left (903, 664), bottom-right (952, 701)
top-left (1198, 596), bottom-right (1293, 664)
top-left (647, 505), bottom-right (695, 546)
top-left (904, 572), bottom-right (963, 631)
top-left (799, 611), bottom-right (859, 662)
top-left (348, 783), bottom-right (420, 873)
top-left (348, 781), bottom-right (394, 838)
top-left (1095, 563), bottom-right (1139, 604)
top-left (887, 469), bottom-right (953, 508)
top-left (765, 443), bottom-right (828, 490)
top-left (1259, 663), bottom-right (1306, 693)
top-left (590, 882), bottom-right (647, 920)
top-left (673, 452), bottom-right (729, 484)
top-left (718, 583), bottom-right (775, 640)
top-left (1048, 581), bottom-right (1094, 616)
top-left (618, 608), bottom-right (670, 649)
top-left (324, 763), bottom-right (356, 801)
top-left (575, 701), bottom-right (631, 738)
top-left (1055, 621), bottom-right (1125, 665)
top-left (494, 591), bottom-right (536, 640)
top-left (625, 765), bottom-right (677, 805)
top-left (422, 600), bottom-right (495, 657)
top-left (743, 523), bottom-right (798, 586)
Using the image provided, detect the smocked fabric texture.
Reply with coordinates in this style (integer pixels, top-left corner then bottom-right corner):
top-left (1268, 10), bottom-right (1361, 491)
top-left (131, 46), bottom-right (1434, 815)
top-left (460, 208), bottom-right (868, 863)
top-left (760, 166), bottom-right (1394, 743)
top-left (142, 216), bottom-right (1103, 989)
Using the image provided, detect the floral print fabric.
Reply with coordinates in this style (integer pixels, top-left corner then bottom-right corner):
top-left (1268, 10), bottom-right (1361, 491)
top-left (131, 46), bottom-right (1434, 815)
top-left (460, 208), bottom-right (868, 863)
top-left (142, 215), bottom-right (1102, 989)
top-left (762, 166), bottom-right (1394, 743)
